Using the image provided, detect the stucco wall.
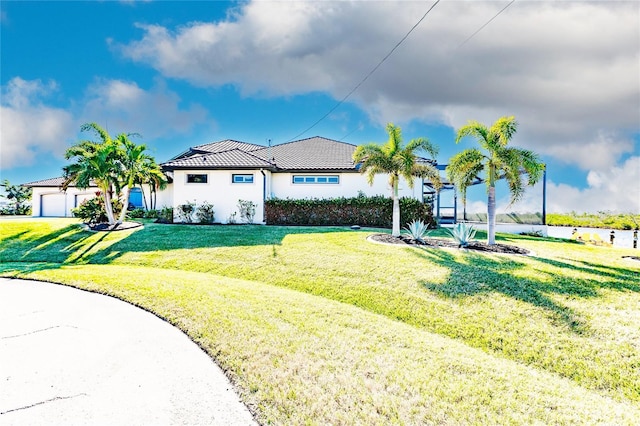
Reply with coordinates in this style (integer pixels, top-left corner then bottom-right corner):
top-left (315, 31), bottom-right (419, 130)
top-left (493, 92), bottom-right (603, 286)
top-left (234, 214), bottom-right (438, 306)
top-left (171, 170), bottom-right (265, 223)
top-left (269, 172), bottom-right (424, 201)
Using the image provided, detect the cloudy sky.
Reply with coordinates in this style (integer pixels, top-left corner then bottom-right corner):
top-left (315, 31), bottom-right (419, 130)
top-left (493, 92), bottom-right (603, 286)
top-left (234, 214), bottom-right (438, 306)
top-left (1, 0), bottom-right (638, 213)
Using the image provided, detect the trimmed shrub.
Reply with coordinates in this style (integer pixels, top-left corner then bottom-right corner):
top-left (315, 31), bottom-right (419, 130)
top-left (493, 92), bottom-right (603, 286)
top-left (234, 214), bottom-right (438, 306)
top-left (265, 196), bottom-right (435, 228)
top-left (156, 207), bottom-right (174, 223)
top-left (128, 208), bottom-right (146, 219)
top-left (144, 209), bottom-right (160, 219)
top-left (238, 199), bottom-right (257, 224)
top-left (72, 197), bottom-right (123, 224)
top-left (176, 201), bottom-right (196, 223)
top-left (195, 201), bottom-right (215, 224)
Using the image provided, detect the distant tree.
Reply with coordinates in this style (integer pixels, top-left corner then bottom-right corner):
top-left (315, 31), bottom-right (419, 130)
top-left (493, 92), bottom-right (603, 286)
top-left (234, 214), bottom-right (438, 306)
top-left (353, 123), bottom-right (441, 237)
top-left (1, 179), bottom-right (32, 215)
top-left (446, 116), bottom-right (544, 245)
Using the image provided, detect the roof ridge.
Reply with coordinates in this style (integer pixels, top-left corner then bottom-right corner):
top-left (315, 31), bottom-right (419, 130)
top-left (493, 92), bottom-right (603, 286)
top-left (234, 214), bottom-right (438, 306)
top-left (193, 139), bottom-right (264, 151)
top-left (266, 136), bottom-right (357, 149)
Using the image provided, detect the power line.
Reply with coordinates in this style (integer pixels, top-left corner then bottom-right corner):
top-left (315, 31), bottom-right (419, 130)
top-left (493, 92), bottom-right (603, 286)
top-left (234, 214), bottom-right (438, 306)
top-left (286, 0), bottom-right (441, 142)
top-left (457, 0), bottom-right (515, 49)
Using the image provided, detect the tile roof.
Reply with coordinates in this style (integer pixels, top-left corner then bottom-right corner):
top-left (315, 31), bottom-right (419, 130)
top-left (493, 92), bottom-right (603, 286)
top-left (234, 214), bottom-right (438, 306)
top-left (162, 136), bottom-right (359, 172)
top-left (23, 177), bottom-right (99, 187)
top-left (162, 148), bottom-right (274, 169)
top-left (193, 139), bottom-right (263, 154)
top-left (252, 137), bottom-right (357, 170)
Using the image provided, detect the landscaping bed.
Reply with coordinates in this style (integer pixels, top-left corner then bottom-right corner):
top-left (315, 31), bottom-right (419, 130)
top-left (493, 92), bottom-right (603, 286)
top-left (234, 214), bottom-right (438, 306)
top-left (369, 233), bottom-right (532, 255)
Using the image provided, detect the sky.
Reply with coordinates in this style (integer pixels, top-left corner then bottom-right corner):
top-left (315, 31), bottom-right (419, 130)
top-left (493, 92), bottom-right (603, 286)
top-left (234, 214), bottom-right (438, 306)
top-left (1, 0), bottom-right (639, 214)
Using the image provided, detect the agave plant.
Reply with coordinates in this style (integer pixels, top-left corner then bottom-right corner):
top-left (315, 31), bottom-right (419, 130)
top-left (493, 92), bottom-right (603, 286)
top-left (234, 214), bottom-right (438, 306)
top-left (445, 222), bottom-right (477, 247)
top-left (404, 220), bottom-right (430, 243)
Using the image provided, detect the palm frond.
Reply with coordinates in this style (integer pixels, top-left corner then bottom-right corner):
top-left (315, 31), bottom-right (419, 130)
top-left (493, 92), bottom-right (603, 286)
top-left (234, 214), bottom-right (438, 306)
top-left (490, 116), bottom-right (517, 146)
top-left (455, 121), bottom-right (488, 145)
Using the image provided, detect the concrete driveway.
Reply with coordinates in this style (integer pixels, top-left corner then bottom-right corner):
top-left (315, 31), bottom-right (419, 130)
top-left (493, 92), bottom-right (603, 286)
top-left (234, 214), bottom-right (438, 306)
top-left (0, 278), bottom-right (257, 425)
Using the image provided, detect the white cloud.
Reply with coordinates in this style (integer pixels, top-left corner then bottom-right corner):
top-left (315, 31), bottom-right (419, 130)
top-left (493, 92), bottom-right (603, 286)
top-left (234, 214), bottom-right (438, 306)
top-left (0, 77), bottom-right (211, 171)
top-left (120, 1), bottom-right (639, 172)
top-left (82, 78), bottom-right (210, 139)
top-left (457, 156), bottom-right (640, 215)
top-left (0, 77), bottom-right (75, 169)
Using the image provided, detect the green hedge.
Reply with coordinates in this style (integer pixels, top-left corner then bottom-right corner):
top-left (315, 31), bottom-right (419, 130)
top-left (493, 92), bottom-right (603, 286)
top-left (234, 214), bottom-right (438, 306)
top-left (265, 195), bottom-right (435, 228)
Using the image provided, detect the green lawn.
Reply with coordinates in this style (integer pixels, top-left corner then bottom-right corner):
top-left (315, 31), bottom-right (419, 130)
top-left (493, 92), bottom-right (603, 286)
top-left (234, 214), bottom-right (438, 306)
top-left (1, 218), bottom-right (639, 424)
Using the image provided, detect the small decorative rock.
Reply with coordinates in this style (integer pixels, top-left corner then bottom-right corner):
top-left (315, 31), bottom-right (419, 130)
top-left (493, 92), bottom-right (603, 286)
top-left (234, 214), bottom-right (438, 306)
top-left (350, 225), bottom-right (361, 230)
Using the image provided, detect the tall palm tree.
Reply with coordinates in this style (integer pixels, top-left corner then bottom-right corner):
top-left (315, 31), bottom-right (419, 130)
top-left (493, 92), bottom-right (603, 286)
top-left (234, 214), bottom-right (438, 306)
top-left (353, 123), bottom-right (441, 237)
top-left (63, 123), bottom-right (121, 225)
top-left (446, 116), bottom-right (545, 245)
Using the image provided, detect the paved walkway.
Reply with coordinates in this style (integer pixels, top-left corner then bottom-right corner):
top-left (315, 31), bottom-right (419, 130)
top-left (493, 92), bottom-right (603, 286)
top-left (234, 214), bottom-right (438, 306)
top-left (0, 278), bottom-right (257, 425)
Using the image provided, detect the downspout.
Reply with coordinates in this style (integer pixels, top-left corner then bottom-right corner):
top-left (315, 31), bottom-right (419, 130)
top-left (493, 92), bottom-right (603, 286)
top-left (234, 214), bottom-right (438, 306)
top-left (260, 169), bottom-right (266, 224)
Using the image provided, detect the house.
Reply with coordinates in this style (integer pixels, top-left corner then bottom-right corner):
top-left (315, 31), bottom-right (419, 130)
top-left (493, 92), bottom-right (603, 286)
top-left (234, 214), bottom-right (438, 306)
top-left (26, 136), bottom-right (432, 222)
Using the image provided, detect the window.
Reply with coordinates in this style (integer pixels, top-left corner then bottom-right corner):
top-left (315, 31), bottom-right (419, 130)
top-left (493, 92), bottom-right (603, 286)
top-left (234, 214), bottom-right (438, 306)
top-left (292, 175), bottom-right (339, 184)
top-left (187, 174), bottom-right (208, 183)
top-left (232, 174), bottom-right (254, 184)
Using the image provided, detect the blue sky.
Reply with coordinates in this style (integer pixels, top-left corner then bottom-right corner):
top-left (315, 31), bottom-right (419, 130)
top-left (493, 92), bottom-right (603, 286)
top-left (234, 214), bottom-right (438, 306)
top-left (1, 1), bottom-right (639, 213)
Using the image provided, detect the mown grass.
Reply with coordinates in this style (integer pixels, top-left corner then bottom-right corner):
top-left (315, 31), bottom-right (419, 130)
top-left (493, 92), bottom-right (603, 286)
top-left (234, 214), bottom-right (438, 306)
top-left (1, 218), bottom-right (639, 424)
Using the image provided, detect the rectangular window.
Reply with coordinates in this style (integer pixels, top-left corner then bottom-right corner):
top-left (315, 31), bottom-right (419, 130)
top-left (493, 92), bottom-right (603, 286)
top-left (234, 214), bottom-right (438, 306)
top-left (292, 175), bottom-right (340, 184)
top-left (187, 174), bottom-right (208, 183)
top-left (232, 174), bottom-right (254, 184)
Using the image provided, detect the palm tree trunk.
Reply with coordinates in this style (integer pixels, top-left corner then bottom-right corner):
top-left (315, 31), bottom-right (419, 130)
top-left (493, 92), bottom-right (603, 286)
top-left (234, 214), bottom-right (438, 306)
top-left (392, 180), bottom-right (400, 237)
top-left (103, 187), bottom-right (116, 225)
top-left (141, 185), bottom-right (149, 210)
top-left (117, 186), bottom-right (130, 224)
top-left (487, 184), bottom-right (496, 245)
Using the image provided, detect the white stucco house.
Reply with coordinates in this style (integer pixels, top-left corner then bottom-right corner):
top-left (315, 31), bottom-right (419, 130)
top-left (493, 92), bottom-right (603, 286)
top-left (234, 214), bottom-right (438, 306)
top-left (26, 136), bottom-right (436, 222)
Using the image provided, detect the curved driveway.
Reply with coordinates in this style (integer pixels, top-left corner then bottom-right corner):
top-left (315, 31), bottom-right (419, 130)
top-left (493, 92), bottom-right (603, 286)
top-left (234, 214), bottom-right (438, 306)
top-left (0, 278), bottom-right (257, 425)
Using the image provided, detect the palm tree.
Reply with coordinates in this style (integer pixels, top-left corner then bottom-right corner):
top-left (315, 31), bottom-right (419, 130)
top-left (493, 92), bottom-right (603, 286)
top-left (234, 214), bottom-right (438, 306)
top-left (119, 137), bottom-right (167, 217)
top-left (353, 123), bottom-right (441, 237)
top-left (446, 116), bottom-right (545, 245)
top-left (138, 157), bottom-right (168, 210)
top-left (63, 123), bottom-right (121, 225)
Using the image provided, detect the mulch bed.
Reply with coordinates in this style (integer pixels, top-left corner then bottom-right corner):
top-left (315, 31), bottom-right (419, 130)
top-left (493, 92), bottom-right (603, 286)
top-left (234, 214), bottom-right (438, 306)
top-left (368, 234), bottom-right (532, 255)
top-left (86, 221), bottom-right (143, 232)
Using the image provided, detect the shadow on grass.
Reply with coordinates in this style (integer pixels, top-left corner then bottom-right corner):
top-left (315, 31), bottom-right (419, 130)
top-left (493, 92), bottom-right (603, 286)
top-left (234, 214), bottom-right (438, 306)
top-left (0, 221), bottom-right (360, 267)
top-left (410, 248), bottom-right (590, 332)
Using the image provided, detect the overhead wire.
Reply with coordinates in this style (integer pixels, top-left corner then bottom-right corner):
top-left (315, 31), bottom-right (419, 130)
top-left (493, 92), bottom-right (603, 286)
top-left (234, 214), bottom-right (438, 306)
top-left (457, 0), bottom-right (515, 49)
top-left (285, 0), bottom-right (516, 143)
top-left (285, 0), bottom-right (441, 142)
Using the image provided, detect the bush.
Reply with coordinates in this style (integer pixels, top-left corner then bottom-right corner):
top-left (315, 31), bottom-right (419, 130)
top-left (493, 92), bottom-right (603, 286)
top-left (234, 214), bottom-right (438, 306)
top-left (265, 196), bottom-right (435, 228)
top-left (155, 207), bottom-right (174, 223)
top-left (128, 208), bottom-right (146, 219)
top-left (238, 199), bottom-right (257, 224)
top-left (195, 201), bottom-right (215, 224)
top-left (176, 201), bottom-right (196, 223)
top-left (144, 209), bottom-right (160, 219)
top-left (72, 197), bottom-right (122, 224)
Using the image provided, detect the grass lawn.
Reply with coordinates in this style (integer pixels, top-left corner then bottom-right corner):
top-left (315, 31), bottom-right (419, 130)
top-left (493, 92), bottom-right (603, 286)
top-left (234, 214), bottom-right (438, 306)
top-left (1, 218), bottom-right (639, 424)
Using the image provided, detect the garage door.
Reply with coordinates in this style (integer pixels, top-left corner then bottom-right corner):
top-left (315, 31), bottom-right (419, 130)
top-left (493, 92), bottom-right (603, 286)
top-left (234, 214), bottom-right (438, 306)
top-left (41, 193), bottom-right (67, 217)
top-left (75, 193), bottom-right (95, 208)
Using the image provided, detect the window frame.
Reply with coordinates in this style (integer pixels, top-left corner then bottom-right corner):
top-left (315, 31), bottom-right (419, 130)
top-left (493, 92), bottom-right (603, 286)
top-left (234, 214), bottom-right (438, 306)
top-left (292, 175), bottom-right (340, 185)
top-left (232, 174), bottom-right (255, 184)
top-left (186, 173), bottom-right (208, 184)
